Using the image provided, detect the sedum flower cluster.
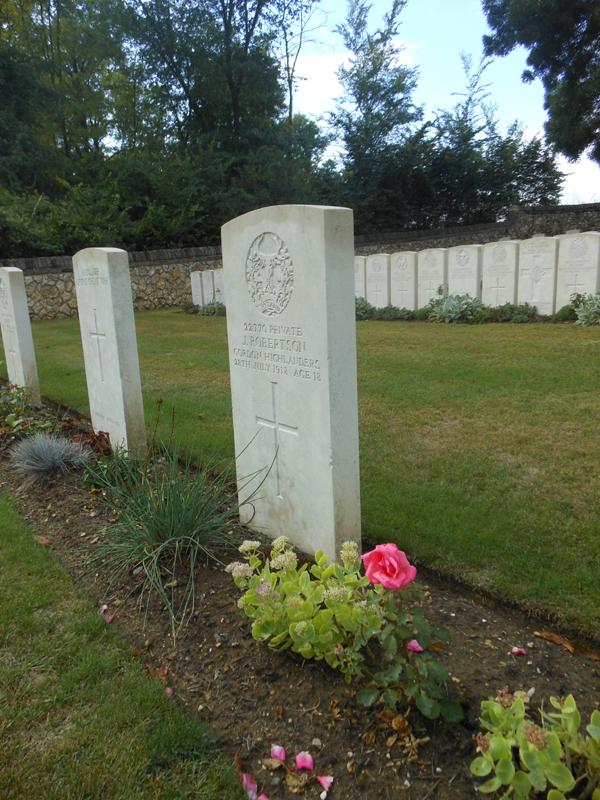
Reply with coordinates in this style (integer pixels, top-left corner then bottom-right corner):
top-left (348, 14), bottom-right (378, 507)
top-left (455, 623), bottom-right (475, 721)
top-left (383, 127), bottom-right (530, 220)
top-left (226, 539), bottom-right (461, 722)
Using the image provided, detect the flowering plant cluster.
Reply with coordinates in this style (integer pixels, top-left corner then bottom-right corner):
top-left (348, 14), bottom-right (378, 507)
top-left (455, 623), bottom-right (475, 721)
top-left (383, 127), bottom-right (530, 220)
top-left (471, 689), bottom-right (600, 799)
top-left (227, 538), bottom-right (462, 721)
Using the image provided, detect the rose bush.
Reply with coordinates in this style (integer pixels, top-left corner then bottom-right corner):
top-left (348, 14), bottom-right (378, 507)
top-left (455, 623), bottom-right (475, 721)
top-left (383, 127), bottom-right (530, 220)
top-left (227, 538), bottom-right (462, 721)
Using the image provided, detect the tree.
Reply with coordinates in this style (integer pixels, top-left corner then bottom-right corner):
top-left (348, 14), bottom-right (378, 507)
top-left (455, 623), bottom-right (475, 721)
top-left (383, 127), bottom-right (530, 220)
top-left (330, 0), bottom-right (422, 230)
top-left (482, 0), bottom-right (600, 163)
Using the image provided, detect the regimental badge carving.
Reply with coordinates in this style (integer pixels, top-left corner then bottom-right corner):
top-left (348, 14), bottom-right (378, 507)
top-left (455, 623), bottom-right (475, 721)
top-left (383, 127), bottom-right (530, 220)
top-left (246, 232), bottom-right (294, 316)
top-left (395, 256), bottom-right (408, 270)
top-left (570, 237), bottom-right (588, 259)
top-left (493, 245), bottom-right (507, 264)
top-left (457, 248), bottom-right (470, 266)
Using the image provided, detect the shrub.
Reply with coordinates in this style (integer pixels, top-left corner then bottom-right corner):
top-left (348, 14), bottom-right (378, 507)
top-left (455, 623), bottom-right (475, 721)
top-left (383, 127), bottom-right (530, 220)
top-left (355, 297), bottom-right (375, 320)
top-left (414, 306), bottom-right (431, 321)
top-left (471, 689), bottom-right (600, 799)
top-left (553, 304), bottom-right (577, 322)
top-left (575, 293), bottom-right (600, 326)
top-left (89, 446), bottom-right (241, 634)
top-left (428, 293), bottom-right (485, 323)
top-left (198, 301), bottom-right (226, 316)
top-left (228, 539), bottom-right (462, 722)
top-left (9, 434), bottom-right (92, 476)
top-left (375, 305), bottom-right (416, 321)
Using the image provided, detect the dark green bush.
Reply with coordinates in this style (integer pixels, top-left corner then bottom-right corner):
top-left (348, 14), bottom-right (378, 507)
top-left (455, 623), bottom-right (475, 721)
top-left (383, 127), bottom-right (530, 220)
top-left (355, 297), bottom-right (376, 320)
top-left (198, 301), bottom-right (226, 317)
top-left (553, 304), bottom-right (577, 322)
top-left (414, 307), bottom-right (431, 321)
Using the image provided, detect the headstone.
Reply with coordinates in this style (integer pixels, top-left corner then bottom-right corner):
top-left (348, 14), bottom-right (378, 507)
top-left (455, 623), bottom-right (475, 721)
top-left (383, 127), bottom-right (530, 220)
top-left (481, 241), bottom-right (519, 306)
top-left (517, 236), bottom-right (558, 315)
top-left (390, 251), bottom-right (417, 310)
top-left (221, 205), bottom-right (361, 557)
top-left (555, 232), bottom-right (600, 308)
top-left (417, 248), bottom-right (447, 307)
top-left (366, 254), bottom-right (391, 308)
top-left (201, 270), bottom-right (215, 304)
top-left (213, 268), bottom-right (225, 304)
top-left (354, 256), bottom-right (366, 299)
top-left (72, 247), bottom-right (146, 453)
top-left (447, 245), bottom-right (482, 297)
top-left (0, 267), bottom-right (41, 405)
top-left (190, 270), bottom-right (205, 307)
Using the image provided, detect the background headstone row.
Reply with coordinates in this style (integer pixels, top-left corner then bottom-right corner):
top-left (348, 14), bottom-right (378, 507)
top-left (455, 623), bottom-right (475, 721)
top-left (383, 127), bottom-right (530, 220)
top-left (354, 232), bottom-right (600, 315)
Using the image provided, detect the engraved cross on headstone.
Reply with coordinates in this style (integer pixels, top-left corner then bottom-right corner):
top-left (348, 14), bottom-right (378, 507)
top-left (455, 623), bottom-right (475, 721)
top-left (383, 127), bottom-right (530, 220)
top-left (256, 381), bottom-right (298, 499)
top-left (567, 273), bottom-right (586, 297)
top-left (372, 283), bottom-right (383, 308)
top-left (89, 308), bottom-right (107, 383)
top-left (489, 275), bottom-right (506, 306)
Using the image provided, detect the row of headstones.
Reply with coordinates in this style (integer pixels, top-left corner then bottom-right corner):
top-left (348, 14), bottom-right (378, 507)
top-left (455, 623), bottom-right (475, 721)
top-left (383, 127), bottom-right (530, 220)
top-left (0, 249), bottom-right (146, 453)
top-left (191, 268), bottom-right (225, 307)
top-left (355, 232), bottom-right (600, 316)
top-left (1, 206), bottom-right (360, 560)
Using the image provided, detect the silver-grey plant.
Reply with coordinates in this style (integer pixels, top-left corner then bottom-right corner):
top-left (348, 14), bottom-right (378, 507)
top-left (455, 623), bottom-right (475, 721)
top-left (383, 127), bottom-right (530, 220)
top-left (575, 293), bottom-right (600, 326)
top-left (9, 434), bottom-right (92, 476)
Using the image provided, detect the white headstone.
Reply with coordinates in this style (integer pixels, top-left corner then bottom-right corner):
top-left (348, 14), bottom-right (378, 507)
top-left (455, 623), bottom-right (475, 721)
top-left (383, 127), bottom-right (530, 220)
top-left (517, 236), bottom-right (558, 315)
top-left (417, 248), bottom-right (447, 307)
top-left (0, 267), bottom-right (41, 405)
top-left (447, 245), bottom-right (482, 297)
top-left (222, 205), bottom-right (361, 557)
top-left (72, 248), bottom-right (146, 453)
top-left (213, 268), bottom-right (225, 304)
top-left (201, 270), bottom-right (215, 304)
top-left (481, 241), bottom-right (519, 306)
top-left (366, 254), bottom-right (391, 308)
top-left (190, 270), bottom-right (205, 307)
top-left (354, 256), bottom-right (366, 299)
top-left (390, 252), bottom-right (417, 310)
top-left (556, 232), bottom-right (600, 308)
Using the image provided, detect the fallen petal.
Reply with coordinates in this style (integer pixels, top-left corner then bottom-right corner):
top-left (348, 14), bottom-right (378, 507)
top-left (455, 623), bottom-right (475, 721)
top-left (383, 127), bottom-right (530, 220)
top-left (89, 537), bottom-right (99, 545)
top-left (510, 647), bottom-right (528, 656)
top-left (295, 751), bottom-right (314, 771)
top-left (317, 775), bottom-right (334, 792)
top-left (407, 639), bottom-right (424, 653)
top-left (270, 744), bottom-right (286, 763)
top-left (257, 795), bottom-right (270, 800)
top-left (242, 772), bottom-right (258, 800)
top-left (166, 687), bottom-right (174, 697)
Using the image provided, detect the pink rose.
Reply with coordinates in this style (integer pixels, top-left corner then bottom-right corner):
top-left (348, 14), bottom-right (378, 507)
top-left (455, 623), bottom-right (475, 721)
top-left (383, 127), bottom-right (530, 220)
top-left (361, 544), bottom-right (416, 590)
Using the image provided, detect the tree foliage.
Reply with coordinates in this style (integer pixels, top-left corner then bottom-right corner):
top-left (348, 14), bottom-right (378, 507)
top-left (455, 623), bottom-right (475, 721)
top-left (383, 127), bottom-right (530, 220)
top-left (0, 0), bottom-right (565, 256)
top-left (482, 0), bottom-right (600, 163)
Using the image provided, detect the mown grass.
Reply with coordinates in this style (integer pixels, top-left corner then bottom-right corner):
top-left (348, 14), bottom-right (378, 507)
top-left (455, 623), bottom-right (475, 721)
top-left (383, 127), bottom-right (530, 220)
top-left (9, 309), bottom-right (600, 637)
top-left (0, 494), bottom-right (243, 800)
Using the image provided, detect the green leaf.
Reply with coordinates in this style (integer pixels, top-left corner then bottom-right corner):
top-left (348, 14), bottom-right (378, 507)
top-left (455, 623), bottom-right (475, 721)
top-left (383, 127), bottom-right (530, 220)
top-left (586, 710), bottom-right (600, 741)
top-left (547, 791), bottom-right (566, 800)
top-left (526, 767), bottom-right (547, 792)
top-left (495, 757), bottom-right (515, 785)
top-left (545, 763), bottom-right (575, 793)
top-left (440, 700), bottom-right (463, 722)
top-left (356, 687), bottom-right (379, 707)
top-left (489, 736), bottom-right (511, 762)
top-left (470, 757), bottom-right (492, 777)
top-left (477, 776), bottom-right (502, 794)
top-left (512, 770), bottom-right (530, 795)
top-left (415, 692), bottom-right (440, 719)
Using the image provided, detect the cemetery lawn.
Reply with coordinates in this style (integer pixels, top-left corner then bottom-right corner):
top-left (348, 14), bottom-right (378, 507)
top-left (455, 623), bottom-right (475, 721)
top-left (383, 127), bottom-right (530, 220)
top-left (22, 309), bottom-right (600, 639)
top-left (0, 494), bottom-right (242, 800)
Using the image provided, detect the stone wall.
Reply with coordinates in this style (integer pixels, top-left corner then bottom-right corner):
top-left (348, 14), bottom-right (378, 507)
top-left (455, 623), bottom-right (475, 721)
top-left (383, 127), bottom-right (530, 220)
top-left (2, 203), bottom-right (600, 320)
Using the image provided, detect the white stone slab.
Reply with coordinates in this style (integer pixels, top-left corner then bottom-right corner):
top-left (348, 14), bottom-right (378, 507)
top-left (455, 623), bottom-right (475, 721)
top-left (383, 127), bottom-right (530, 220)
top-left (190, 270), bottom-right (205, 306)
top-left (556, 232), bottom-right (600, 308)
top-left (517, 236), bottom-right (558, 315)
top-left (390, 251), bottom-right (417, 310)
top-left (354, 256), bottom-right (366, 299)
top-left (481, 241), bottom-right (519, 306)
top-left (447, 245), bottom-right (482, 297)
top-left (417, 248), bottom-right (447, 307)
top-left (213, 268), bottom-right (225, 304)
top-left (222, 205), bottom-right (361, 557)
top-left (0, 267), bottom-right (40, 405)
top-left (201, 270), bottom-right (215, 304)
top-left (366, 254), bottom-right (391, 308)
top-left (73, 248), bottom-right (146, 453)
